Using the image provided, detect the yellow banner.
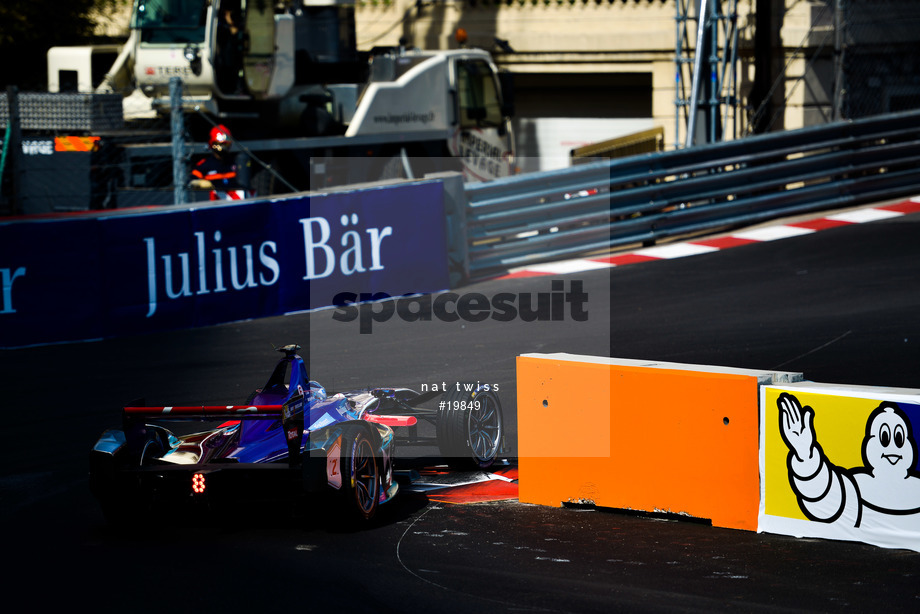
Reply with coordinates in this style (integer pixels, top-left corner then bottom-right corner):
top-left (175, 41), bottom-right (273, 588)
top-left (762, 384), bottom-right (920, 551)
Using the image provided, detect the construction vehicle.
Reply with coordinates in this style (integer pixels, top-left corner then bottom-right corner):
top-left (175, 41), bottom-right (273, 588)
top-left (21, 0), bottom-right (515, 212)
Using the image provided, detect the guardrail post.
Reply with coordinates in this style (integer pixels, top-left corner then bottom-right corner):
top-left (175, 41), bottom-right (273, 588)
top-left (170, 77), bottom-right (188, 206)
top-left (428, 171), bottom-right (469, 287)
top-left (3, 86), bottom-right (22, 215)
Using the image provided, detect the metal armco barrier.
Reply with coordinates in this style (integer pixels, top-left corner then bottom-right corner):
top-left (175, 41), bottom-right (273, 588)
top-left (462, 109), bottom-right (920, 279)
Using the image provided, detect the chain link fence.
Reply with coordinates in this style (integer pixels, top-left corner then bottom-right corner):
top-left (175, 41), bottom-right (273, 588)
top-left (745, 0), bottom-right (920, 134)
top-left (0, 83), bottom-right (211, 216)
top-left (839, 0), bottom-right (920, 119)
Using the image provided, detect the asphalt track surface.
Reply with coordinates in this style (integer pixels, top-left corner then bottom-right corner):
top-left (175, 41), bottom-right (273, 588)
top-left (4, 205), bottom-right (920, 612)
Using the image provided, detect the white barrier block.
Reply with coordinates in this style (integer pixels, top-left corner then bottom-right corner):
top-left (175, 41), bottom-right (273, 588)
top-left (760, 381), bottom-right (920, 552)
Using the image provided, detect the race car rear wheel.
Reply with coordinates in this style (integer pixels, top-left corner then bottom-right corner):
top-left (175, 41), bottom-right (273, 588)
top-left (90, 455), bottom-right (133, 528)
top-left (96, 429), bottom-right (168, 526)
top-left (436, 385), bottom-right (504, 469)
top-left (340, 426), bottom-right (380, 522)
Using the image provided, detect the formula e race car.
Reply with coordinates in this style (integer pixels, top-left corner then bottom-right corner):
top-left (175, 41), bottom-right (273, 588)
top-left (89, 345), bottom-right (504, 524)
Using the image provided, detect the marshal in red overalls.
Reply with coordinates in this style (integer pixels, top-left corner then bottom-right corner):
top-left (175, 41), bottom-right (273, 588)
top-left (189, 125), bottom-right (253, 201)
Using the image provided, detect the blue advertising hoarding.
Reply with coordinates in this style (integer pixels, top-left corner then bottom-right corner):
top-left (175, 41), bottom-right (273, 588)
top-left (0, 181), bottom-right (449, 348)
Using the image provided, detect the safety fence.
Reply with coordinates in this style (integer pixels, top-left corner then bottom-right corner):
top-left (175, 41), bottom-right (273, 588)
top-left (839, 0), bottom-right (920, 120)
top-left (0, 89), bottom-right (181, 216)
top-left (461, 108), bottom-right (920, 279)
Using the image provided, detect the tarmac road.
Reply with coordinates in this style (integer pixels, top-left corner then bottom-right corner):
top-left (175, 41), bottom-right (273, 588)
top-left (3, 206), bottom-right (920, 611)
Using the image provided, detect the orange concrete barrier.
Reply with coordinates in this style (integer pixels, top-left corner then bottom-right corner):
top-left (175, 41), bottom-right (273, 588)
top-left (517, 354), bottom-right (801, 531)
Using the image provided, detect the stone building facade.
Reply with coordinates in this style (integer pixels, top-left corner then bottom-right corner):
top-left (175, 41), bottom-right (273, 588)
top-left (355, 0), bottom-right (844, 168)
top-left (99, 2), bottom-right (910, 168)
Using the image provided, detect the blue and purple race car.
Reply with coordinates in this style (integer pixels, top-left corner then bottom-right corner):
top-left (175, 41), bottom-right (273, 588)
top-left (89, 345), bottom-right (504, 523)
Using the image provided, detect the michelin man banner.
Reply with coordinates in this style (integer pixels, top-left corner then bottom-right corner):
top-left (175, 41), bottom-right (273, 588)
top-left (760, 382), bottom-right (920, 552)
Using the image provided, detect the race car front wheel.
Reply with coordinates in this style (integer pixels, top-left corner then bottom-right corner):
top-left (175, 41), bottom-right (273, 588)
top-left (340, 426), bottom-right (380, 522)
top-left (436, 384), bottom-right (504, 469)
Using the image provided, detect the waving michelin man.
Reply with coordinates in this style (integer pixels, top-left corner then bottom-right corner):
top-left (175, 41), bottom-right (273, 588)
top-left (777, 392), bottom-right (920, 529)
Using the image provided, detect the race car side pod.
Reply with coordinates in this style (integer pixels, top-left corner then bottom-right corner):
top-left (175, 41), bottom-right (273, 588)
top-left (406, 390), bottom-right (442, 407)
top-left (282, 393), bottom-right (306, 467)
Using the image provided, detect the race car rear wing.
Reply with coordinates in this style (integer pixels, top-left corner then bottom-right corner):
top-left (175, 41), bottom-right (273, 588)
top-left (123, 394), bottom-right (308, 463)
top-left (122, 404), bottom-right (416, 426)
top-left (123, 405), bottom-right (284, 417)
top-left (122, 398), bottom-right (416, 462)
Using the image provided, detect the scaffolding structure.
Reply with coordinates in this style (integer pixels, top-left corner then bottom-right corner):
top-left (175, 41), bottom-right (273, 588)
top-left (675, 0), bottom-right (740, 148)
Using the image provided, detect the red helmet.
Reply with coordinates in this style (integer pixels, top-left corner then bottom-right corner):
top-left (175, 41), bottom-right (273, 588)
top-left (209, 124), bottom-right (233, 151)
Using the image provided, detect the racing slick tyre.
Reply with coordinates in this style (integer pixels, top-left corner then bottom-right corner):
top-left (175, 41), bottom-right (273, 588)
top-left (436, 384), bottom-right (504, 469)
top-left (89, 455), bottom-right (132, 528)
top-left (92, 428), bottom-right (168, 527)
top-left (339, 425), bottom-right (381, 522)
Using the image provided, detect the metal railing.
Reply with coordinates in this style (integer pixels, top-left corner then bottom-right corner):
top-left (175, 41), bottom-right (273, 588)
top-left (461, 109), bottom-right (920, 279)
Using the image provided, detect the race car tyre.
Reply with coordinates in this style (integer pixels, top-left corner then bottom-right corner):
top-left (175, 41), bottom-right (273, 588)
top-left (96, 429), bottom-right (168, 527)
top-left (436, 384), bottom-right (504, 469)
top-left (339, 425), bottom-right (380, 522)
top-left (89, 457), bottom-right (132, 528)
